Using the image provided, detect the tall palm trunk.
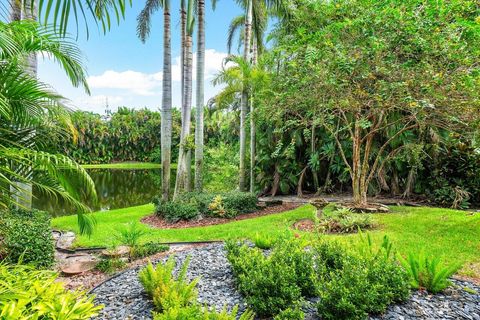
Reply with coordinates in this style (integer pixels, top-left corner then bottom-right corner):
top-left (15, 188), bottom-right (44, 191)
top-left (174, 0), bottom-right (194, 198)
top-left (174, 0), bottom-right (187, 198)
top-left (195, 0), bottom-right (205, 192)
top-left (239, 0), bottom-right (253, 191)
top-left (160, 0), bottom-right (172, 201)
top-left (10, 0), bottom-right (21, 21)
top-left (249, 40), bottom-right (257, 193)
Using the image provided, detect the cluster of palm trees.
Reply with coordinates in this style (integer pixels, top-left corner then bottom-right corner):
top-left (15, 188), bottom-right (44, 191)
top-left (136, 0), bottom-right (214, 200)
top-left (212, 0), bottom-right (289, 192)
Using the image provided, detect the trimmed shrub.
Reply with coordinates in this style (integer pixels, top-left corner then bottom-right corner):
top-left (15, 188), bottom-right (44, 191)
top-left (153, 199), bottom-right (199, 223)
top-left (315, 237), bottom-right (410, 320)
top-left (0, 208), bottom-right (54, 268)
top-left (221, 191), bottom-right (258, 215)
top-left (153, 191), bottom-right (258, 221)
top-left (226, 237), bottom-right (317, 317)
top-left (0, 263), bottom-right (102, 318)
top-left (273, 306), bottom-right (305, 320)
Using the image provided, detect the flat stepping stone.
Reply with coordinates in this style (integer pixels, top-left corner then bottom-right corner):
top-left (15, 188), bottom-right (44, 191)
top-left (101, 246), bottom-right (130, 258)
top-left (61, 254), bottom-right (98, 276)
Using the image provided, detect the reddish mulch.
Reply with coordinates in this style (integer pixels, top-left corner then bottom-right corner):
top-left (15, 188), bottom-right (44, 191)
top-left (141, 203), bottom-right (301, 229)
top-left (292, 218), bottom-right (317, 232)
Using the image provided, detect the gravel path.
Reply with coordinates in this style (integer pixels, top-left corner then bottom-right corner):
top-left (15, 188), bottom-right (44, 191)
top-left (92, 243), bottom-right (480, 319)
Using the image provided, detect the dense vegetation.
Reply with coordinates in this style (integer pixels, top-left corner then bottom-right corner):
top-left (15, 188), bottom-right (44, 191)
top-left (153, 191), bottom-right (258, 222)
top-left (226, 235), bottom-right (411, 319)
top-left (0, 209), bottom-right (54, 268)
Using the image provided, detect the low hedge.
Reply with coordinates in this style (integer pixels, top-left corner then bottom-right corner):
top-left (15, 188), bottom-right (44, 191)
top-left (153, 191), bottom-right (258, 222)
top-left (0, 208), bottom-right (55, 268)
top-left (226, 235), bottom-right (411, 319)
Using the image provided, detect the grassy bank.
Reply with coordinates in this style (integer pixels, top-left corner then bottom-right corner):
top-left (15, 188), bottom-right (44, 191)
top-left (81, 162), bottom-right (164, 169)
top-left (52, 205), bottom-right (480, 278)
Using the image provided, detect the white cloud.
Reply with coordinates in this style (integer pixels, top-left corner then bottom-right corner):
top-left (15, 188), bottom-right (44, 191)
top-left (87, 49), bottom-right (228, 95)
top-left (88, 70), bottom-right (162, 96)
top-left (73, 95), bottom-right (124, 112)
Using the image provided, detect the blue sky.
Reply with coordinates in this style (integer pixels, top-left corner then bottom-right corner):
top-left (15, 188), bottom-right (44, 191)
top-left (38, 1), bottom-right (244, 114)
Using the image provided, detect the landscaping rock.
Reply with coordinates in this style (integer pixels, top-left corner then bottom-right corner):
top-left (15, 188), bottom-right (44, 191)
top-left (101, 245), bottom-right (130, 258)
top-left (91, 244), bottom-right (480, 320)
top-left (61, 254), bottom-right (99, 276)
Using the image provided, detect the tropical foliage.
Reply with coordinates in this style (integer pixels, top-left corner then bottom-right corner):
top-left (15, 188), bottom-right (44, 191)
top-left (0, 18), bottom-right (98, 232)
top-left (0, 263), bottom-right (102, 319)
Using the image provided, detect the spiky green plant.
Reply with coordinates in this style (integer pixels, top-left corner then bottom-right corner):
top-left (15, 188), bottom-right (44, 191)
top-left (139, 256), bottom-right (198, 312)
top-left (400, 252), bottom-right (460, 293)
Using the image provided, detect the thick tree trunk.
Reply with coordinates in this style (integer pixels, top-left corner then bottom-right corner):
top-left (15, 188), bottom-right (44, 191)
top-left (239, 0), bottom-right (252, 191)
top-left (161, 3), bottom-right (172, 201)
top-left (194, 0), bottom-right (205, 192)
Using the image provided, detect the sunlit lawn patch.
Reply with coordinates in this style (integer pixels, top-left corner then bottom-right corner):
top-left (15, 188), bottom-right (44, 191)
top-left (52, 204), bottom-right (480, 278)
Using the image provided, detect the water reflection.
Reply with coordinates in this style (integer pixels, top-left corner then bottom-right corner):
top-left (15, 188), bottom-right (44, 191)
top-left (33, 169), bottom-right (165, 216)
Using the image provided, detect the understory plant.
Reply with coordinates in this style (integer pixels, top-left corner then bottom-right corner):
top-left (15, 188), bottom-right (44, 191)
top-left (139, 256), bottom-right (254, 319)
top-left (253, 233), bottom-right (277, 249)
top-left (153, 191), bottom-right (257, 221)
top-left (400, 252), bottom-right (460, 293)
top-left (318, 207), bottom-right (374, 234)
top-left (0, 263), bottom-right (102, 319)
top-left (95, 257), bottom-right (127, 274)
top-left (0, 209), bottom-right (54, 268)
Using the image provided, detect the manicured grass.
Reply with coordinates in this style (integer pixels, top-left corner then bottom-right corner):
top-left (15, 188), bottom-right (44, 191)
top-left (81, 162), bottom-right (164, 169)
top-left (52, 204), bottom-right (480, 278)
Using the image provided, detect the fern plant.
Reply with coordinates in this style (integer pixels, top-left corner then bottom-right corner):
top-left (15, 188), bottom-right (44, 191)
top-left (139, 256), bottom-right (198, 312)
top-left (400, 252), bottom-right (460, 293)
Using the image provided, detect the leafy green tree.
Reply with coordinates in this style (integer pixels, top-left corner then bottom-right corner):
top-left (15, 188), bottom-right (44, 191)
top-left (263, 0), bottom-right (480, 207)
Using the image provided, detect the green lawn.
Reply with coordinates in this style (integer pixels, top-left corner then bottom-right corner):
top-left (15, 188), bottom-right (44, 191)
top-left (81, 162), bottom-right (164, 169)
top-left (52, 204), bottom-right (480, 278)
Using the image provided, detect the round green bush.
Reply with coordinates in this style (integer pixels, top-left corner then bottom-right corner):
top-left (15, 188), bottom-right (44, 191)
top-left (0, 209), bottom-right (54, 268)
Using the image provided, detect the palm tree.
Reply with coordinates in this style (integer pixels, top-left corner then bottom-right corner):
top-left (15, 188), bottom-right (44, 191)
top-left (0, 20), bottom-right (96, 234)
top-left (174, 0), bottom-right (195, 198)
top-left (15, 0), bottom-right (132, 38)
top-left (194, 0), bottom-right (206, 192)
top-left (137, 0), bottom-right (173, 201)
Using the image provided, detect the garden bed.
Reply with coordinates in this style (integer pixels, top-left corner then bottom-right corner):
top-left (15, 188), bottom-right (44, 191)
top-left (91, 243), bottom-right (480, 320)
top-left (141, 203), bottom-right (300, 229)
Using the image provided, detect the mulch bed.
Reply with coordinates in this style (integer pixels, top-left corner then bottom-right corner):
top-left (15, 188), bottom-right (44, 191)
top-left (141, 203), bottom-right (300, 229)
top-left (292, 218), bottom-right (317, 232)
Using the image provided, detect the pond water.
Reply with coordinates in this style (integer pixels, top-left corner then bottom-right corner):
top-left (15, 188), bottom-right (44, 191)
top-left (33, 169), bottom-right (164, 217)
